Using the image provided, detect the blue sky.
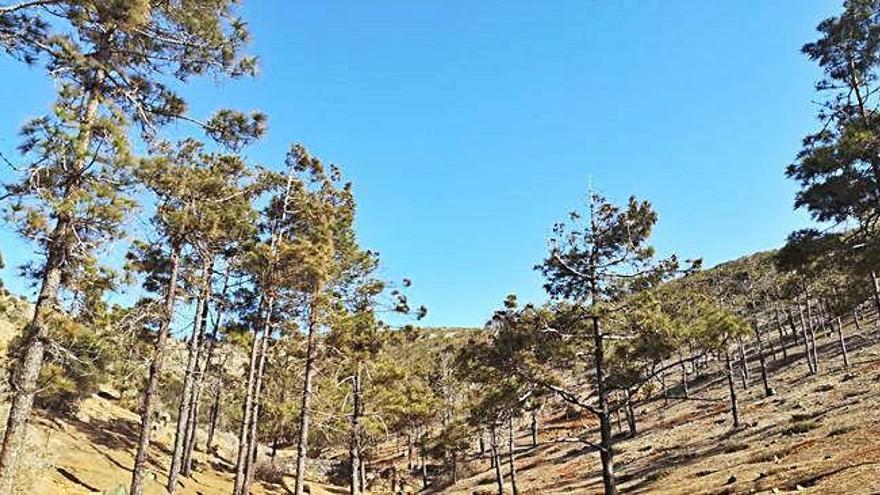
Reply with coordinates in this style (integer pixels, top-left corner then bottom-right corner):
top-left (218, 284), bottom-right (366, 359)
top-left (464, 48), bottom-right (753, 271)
top-left (0, 1), bottom-right (835, 327)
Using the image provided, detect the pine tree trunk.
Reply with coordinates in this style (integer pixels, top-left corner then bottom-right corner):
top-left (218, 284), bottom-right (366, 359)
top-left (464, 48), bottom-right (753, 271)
top-left (490, 427), bottom-right (504, 495)
top-left (0, 80), bottom-right (103, 494)
top-left (753, 322), bottom-right (774, 398)
top-left (168, 259), bottom-right (213, 493)
top-left (530, 409), bottom-right (538, 448)
top-left (592, 317), bottom-right (618, 495)
top-left (798, 302), bottom-right (817, 375)
top-left (854, 307), bottom-right (863, 332)
top-left (775, 311), bottom-right (788, 360)
top-left (737, 337), bottom-right (749, 387)
top-left (420, 441), bottom-right (428, 490)
top-left (131, 245), bottom-right (183, 495)
top-left (787, 308), bottom-right (801, 346)
top-left (198, 267), bottom-right (232, 456)
top-left (836, 316), bottom-right (850, 367)
top-left (407, 433), bottom-right (414, 471)
top-left (871, 271), bottom-right (880, 322)
top-left (725, 350), bottom-right (740, 428)
top-left (293, 303), bottom-right (320, 495)
top-left (678, 349), bottom-right (689, 398)
top-left (244, 328), bottom-right (271, 491)
top-left (805, 295), bottom-right (821, 372)
top-left (183, 286), bottom-right (216, 476)
top-left (478, 432), bottom-right (485, 458)
top-left (508, 417), bottom-right (519, 495)
top-left (232, 299), bottom-right (268, 495)
top-left (206, 384), bottom-right (221, 453)
top-left (625, 389), bottom-right (637, 437)
top-left (349, 366), bottom-right (362, 495)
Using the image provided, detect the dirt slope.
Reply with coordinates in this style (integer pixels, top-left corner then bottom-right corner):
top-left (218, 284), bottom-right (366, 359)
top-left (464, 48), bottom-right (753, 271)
top-left (436, 324), bottom-right (880, 494)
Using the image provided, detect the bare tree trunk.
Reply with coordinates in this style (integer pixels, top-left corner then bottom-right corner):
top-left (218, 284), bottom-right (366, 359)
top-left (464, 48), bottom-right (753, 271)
top-left (725, 350), bottom-right (740, 428)
top-left (530, 408), bottom-right (538, 448)
top-left (805, 295), bottom-right (821, 372)
top-left (508, 417), bottom-right (519, 495)
top-left (407, 433), bottom-right (414, 471)
top-left (775, 311), bottom-right (788, 360)
top-left (168, 260), bottom-right (213, 494)
top-left (854, 307), bottom-right (863, 332)
top-left (183, 287), bottom-right (215, 475)
top-left (592, 317), bottom-right (618, 495)
top-left (624, 389), bottom-right (637, 437)
top-left (753, 322), bottom-right (774, 398)
top-left (872, 271), bottom-right (880, 322)
top-left (349, 366), bottom-right (362, 495)
top-left (205, 384), bottom-right (222, 453)
top-left (131, 246), bottom-right (182, 495)
top-left (490, 427), bottom-right (504, 495)
top-left (0, 82), bottom-right (103, 494)
top-left (798, 302), bottom-right (817, 374)
top-left (244, 328), bottom-right (271, 492)
top-left (420, 439), bottom-right (428, 490)
top-left (293, 304), bottom-right (320, 495)
top-left (836, 316), bottom-right (850, 367)
top-left (678, 349), bottom-right (689, 398)
top-left (737, 337), bottom-right (749, 387)
top-left (232, 297), bottom-right (269, 495)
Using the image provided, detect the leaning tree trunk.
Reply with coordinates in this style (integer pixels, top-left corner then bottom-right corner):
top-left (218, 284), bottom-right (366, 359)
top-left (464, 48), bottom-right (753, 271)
top-left (592, 316), bottom-right (618, 495)
top-left (196, 266), bottom-right (232, 456)
top-left (293, 303), bottom-right (320, 495)
top-left (0, 81), bottom-right (103, 494)
top-left (168, 259), bottom-right (213, 494)
top-left (725, 350), bottom-right (740, 428)
top-left (835, 316), bottom-right (849, 367)
top-left (131, 245), bottom-right (183, 495)
top-left (508, 417), bottom-right (519, 495)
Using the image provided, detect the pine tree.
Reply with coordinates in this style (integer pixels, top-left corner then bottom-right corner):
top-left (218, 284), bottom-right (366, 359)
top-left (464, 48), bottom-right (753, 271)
top-left (0, 2), bottom-right (260, 491)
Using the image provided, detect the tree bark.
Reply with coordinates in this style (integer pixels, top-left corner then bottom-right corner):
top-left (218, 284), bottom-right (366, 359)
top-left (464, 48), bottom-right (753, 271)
top-left (530, 408), bottom-right (538, 448)
top-left (244, 325), bottom-right (271, 491)
top-left (835, 316), bottom-right (850, 367)
top-left (232, 297), bottom-right (268, 495)
top-left (205, 384), bottom-right (222, 453)
top-left (349, 366), bottom-right (362, 495)
top-left (624, 389), bottom-right (637, 437)
top-left (872, 271), bottom-right (880, 322)
top-left (775, 311), bottom-right (788, 360)
top-left (737, 337), bottom-right (749, 387)
top-left (753, 322), bottom-right (774, 398)
top-left (130, 245), bottom-right (183, 495)
top-left (805, 295), bottom-right (821, 372)
top-left (508, 417), bottom-right (519, 495)
top-left (592, 317), bottom-right (618, 495)
top-left (293, 301), bottom-right (320, 495)
top-left (798, 302), bottom-right (817, 375)
top-left (678, 349), bottom-right (689, 398)
top-left (490, 427), bottom-right (504, 495)
top-left (168, 258), bottom-right (213, 493)
top-left (725, 350), bottom-right (740, 428)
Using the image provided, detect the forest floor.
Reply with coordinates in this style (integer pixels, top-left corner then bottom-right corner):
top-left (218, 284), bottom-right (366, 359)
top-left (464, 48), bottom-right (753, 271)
top-left (432, 322), bottom-right (880, 494)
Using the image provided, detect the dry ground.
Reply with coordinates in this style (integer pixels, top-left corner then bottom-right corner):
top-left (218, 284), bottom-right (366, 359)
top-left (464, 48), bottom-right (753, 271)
top-left (436, 323), bottom-right (880, 494)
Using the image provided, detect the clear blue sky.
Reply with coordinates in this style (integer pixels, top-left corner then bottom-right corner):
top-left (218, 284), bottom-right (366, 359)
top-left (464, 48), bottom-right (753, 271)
top-left (0, 1), bottom-right (836, 327)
